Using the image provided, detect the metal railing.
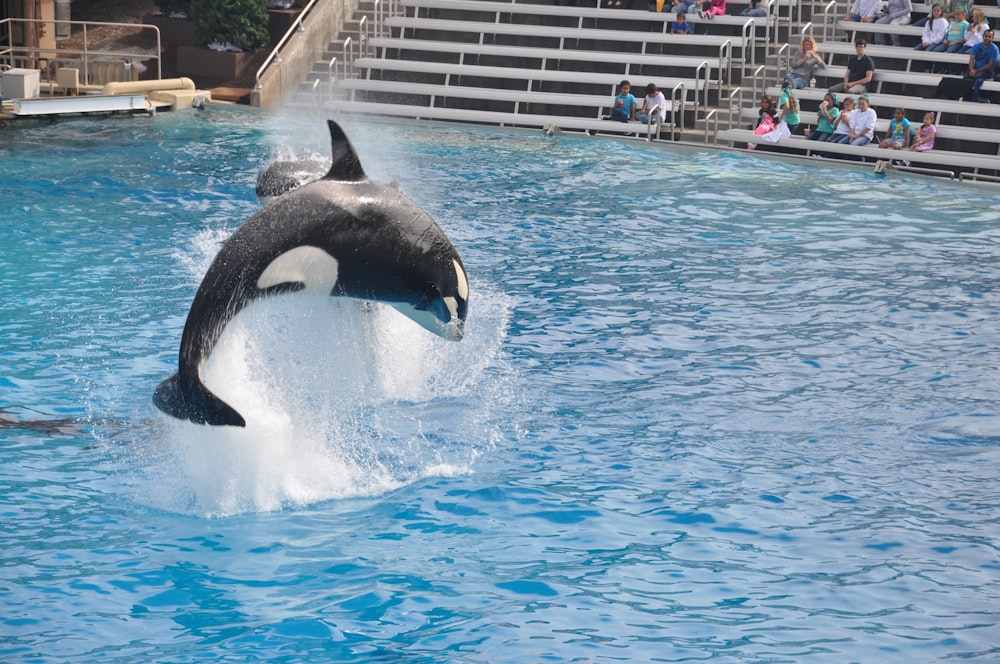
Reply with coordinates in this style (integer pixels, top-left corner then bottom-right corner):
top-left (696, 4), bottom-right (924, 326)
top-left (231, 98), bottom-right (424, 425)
top-left (255, 0), bottom-right (322, 90)
top-left (0, 18), bottom-right (161, 86)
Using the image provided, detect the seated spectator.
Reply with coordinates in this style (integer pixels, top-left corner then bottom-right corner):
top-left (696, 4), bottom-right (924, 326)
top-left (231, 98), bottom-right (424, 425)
top-left (845, 0), bottom-right (880, 23)
top-left (754, 94), bottom-right (777, 130)
top-left (778, 80), bottom-right (801, 134)
top-left (963, 8), bottom-right (990, 55)
top-left (912, 0), bottom-right (952, 28)
top-left (878, 108), bottom-right (912, 149)
top-left (966, 29), bottom-right (1000, 103)
top-left (829, 40), bottom-right (875, 94)
top-left (747, 95), bottom-right (777, 149)
top-left (808, 93), bottom-right (841, 141)
top-left (848, 95), bottom-right (878, 151)
top-left (828, 97), bottom-right (856, 142)
top-left (909, 112), bottom-right (937, 151)
top-left (698, 0), bottom-right (726, 19)
top-left (676, 0), bottom-right (725, 18)
top-left (636, 83), bottom-right (668, 125)
top-left (784, 36), bottom-right (825, 89)
top-left (929, 5), bottom-right (969, 72)
top-left (874, 0), bottom-right (913, 48)
top-left (609, 80), bottom-right (637, 122)
top-left (673, 0), bottom-right (704, 15)
top-left (740, 0), bottom-right (767, 17)
top-left (914, 3), bottom-right (948, 72)
top-left (819, 97), bottom-right (855, 156)
top-left (671, 11), bottom-right (692, 34)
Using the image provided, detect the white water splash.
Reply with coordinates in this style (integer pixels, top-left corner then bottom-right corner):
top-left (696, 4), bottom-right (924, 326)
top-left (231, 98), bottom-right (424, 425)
top-left (136, 280), bottom-right (512, 518)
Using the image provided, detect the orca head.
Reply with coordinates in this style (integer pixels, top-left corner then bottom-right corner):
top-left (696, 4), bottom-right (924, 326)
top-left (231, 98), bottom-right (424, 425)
top-left (392, 257), bottom-right (470, 341)
top-left (255, 160), bottom-right (328, 204)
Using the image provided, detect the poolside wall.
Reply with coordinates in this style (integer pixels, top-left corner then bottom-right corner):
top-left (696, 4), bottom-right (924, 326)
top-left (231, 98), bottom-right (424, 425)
top-left (252, 0), bottom-right (358, 108)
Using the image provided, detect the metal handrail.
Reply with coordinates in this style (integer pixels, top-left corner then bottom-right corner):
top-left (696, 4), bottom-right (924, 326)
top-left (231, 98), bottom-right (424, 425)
top-left (704, 108), bottom-right (717, 144)
top-left (726, 86), bottom-right (742, 131)
top-left (820, 0), bottom-right (838, 43)
top-left (341, 36), bottom-right (353, 80)
top-left (0, 17), bottom-right (162, 82)
top-left (327, 55), bottom-right (337, 103)
top-left (254, 0), bottom-right (322, 90)
top-left (359, 15), bottom-right (369, 59)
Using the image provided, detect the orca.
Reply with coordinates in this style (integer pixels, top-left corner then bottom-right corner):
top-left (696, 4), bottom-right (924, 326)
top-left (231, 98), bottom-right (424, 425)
top-left (255, 159), bottom-right (327, 203)
top-left (154, 119), bottom-right (469, 428)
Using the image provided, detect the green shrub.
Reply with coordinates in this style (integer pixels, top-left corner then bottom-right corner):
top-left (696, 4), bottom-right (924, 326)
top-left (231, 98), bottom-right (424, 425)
top-left (192, 0), bottom-right (269, 50)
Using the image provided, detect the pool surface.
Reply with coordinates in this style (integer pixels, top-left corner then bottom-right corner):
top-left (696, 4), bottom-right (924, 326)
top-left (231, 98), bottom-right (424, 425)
top-left (2, 107), bottom-right (1000, 661)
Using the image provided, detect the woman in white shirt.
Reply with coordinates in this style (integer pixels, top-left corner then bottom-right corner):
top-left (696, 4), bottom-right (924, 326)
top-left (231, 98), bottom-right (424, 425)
top-left (963, 8), bottom-right (990, 53)
top-left (848, 95), bottom-right (878, 147)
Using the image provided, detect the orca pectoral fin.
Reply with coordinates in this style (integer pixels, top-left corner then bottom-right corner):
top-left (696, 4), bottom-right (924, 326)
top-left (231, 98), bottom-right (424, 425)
top-left (153, 374), bottom-right (247, 427)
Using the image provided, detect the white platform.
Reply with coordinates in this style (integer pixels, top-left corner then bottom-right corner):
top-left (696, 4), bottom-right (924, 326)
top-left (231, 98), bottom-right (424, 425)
top-left (12, 94), bottom-right (150, 116)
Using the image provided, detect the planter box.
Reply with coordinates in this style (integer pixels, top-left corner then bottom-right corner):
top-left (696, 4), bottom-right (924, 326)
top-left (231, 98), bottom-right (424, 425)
top-left (177, 45), bottom-right (252, 82)
top-left (142, 14), bottom-right (197, 50)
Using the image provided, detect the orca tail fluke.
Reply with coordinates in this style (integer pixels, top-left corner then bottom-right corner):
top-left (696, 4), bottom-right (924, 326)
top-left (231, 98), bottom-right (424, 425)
top-left (153, 374), bottom-right (247, 428)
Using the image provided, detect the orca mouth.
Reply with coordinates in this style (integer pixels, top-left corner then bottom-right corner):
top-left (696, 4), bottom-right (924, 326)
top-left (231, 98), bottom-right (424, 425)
top-left (391, 296), bottom-right (466, 342)
top-left (441, 318), bottom-right (465, 342)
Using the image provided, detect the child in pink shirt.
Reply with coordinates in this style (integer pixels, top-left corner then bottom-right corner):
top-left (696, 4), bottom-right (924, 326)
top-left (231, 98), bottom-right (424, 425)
top-left (699, 0), bottom-right (726, 18)
top-left (909, 112), bottom-right (936, 152)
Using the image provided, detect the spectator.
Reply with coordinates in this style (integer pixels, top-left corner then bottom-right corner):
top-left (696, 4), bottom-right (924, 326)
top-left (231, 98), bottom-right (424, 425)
top-left (966, 29), bottom-right (999, 102)
top-left (828, 96), bottom-right (856, 143)
top-left (878, 107), bottom-right (912, 149)
top-left (671, 11), bottom-right (692, 34)
top-left (819, 96), bottom-right (855, 157)
top-left (778, 80), bottom-right (801, 134)
top-left (785, 36), bottom-right (825, 89)
top-left (636, 83), bottom-right (668, 125)
top-left (848, 95), bottom-right (878, 151)
top-left (609, 80), bottom-right (637, 122)
top-left (697, 0), bottom-right (726, 19)
top-left (914, 4), bottom-right (949, 73)
top-left (754, 94), bottom-right (778, 130)
top-left (845, 0), bottom-right (880, 23)
top-left (912, 0), bottom-right (952, 28)
top-left (909, 112), bottom-right (937, 152)
top-left (829, 40), bottom-right (875, 94)
top-left (873, 0), bottom-right (913, 47)
top-left (807, 92), bottom-right (841, 141)
top-left (740, 0), bottom-right (768, 17)
top-left (674, 0), bottom-right (705, 14)
top-left (928, 7), bottom-right (969, 73)
top-left (963, 8), bottom-right (990, 54)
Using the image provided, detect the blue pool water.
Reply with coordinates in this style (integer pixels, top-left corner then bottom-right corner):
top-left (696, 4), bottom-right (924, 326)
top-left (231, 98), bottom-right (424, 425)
top-left (2, 106), bottom-right (1000, 662)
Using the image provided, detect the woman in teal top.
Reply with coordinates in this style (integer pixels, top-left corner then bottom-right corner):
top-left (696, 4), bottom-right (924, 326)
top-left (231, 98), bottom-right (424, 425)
top-left (807, 92), bottom-right (840, 141)
top-left (778, 81), bottom-right (801, 134)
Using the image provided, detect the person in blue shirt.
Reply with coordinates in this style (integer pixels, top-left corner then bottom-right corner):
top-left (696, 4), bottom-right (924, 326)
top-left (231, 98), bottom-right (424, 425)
top-left (671, 12), bottom-right (692, 34)
top-left (966, 29), bottom-right (999, 102)
top-left (878, 107), bottom-right (912, 150)
top-left (609, 80), bottom-right (638, 122)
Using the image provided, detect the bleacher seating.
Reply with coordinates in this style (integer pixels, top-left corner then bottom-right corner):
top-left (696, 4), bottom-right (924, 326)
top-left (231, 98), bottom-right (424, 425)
top-left (288, 0), bottom-right (1000, 178)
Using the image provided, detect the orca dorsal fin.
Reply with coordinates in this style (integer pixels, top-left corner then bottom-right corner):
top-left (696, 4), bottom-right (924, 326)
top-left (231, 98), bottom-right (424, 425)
top-left (323, 119), bottom-right (367, 182)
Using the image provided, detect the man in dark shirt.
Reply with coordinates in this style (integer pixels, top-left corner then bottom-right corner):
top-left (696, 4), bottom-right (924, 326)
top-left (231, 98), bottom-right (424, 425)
top-left (828, 39), bottom-right (875, 94)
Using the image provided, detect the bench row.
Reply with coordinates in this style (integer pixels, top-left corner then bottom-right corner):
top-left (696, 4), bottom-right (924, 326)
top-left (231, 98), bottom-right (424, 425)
top-left (716, 128), bottom-right (1000, 174)
top-left (386, 14), bottom-right (762, 66)
top-left (736, 107), bottom-right (1000, 152)
top-left (326, 99), bottom-right (683, 139)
